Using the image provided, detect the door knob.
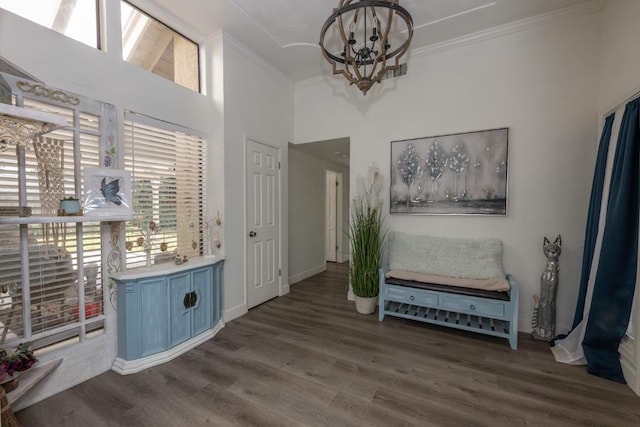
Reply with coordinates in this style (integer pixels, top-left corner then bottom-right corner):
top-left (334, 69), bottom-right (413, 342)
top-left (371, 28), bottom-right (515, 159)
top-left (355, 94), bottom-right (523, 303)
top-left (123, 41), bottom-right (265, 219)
top-left (249, 231), bottom-right (257, 237)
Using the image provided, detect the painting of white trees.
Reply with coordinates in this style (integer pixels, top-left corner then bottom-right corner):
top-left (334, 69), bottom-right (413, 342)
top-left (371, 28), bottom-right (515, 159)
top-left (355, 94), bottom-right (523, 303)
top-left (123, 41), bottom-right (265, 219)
top-left (390, 128), bottom-right (508, 215)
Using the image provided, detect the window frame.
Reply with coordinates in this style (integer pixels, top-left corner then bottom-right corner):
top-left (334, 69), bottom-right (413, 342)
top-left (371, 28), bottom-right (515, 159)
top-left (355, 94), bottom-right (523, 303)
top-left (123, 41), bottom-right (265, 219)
top-left (123, 111), bottom-right (207, 269)
top-left (120, 0), bottom-right (201, 92)
top-left (0, 72), bottom-right (116, 351)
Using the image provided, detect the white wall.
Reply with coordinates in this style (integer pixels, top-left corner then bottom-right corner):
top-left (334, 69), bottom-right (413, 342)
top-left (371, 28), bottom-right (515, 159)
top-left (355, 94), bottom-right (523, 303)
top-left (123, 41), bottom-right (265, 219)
top-left (216, 33), bottom-right (294, 319)
top-left (598, 0), bottom-right (640, 113)
top-left (288, 148), bottom-right (350, 284)
top-left (294, 8), bottom-right (602, 334)
top-left (288, 149), bottom-right (327, 282)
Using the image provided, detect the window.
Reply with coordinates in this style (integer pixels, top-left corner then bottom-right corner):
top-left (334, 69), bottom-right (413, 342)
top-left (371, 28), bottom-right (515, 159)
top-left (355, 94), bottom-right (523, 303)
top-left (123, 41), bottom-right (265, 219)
top-left (0, 74), bottom-right (112, 350)
top-left (0, 0), bottom-right (99, 48)
top-left (121, 1), bottom-right (200, 92)
top-left (123, 112), bottom-right (206, 268)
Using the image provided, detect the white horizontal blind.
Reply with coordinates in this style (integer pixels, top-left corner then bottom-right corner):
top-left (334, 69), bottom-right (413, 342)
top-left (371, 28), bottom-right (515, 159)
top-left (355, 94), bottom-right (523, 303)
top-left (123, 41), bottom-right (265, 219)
top-left (123, 112), bottom-right (206, 268)
top-left (0, 91), bottom-right (105, 348)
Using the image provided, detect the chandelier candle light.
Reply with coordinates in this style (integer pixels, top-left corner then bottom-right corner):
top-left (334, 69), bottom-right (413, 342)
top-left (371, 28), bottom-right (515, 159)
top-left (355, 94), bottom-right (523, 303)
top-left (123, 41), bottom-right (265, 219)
top-left (320, 0), bottom-right (413, 95)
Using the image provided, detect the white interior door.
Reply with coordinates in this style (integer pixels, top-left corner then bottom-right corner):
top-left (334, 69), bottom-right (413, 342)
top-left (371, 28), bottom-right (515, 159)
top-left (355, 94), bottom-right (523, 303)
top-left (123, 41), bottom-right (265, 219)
top-left (325, 171), bottom-right (337, 262)
top-left (246, 139), bottom-right (280, 309)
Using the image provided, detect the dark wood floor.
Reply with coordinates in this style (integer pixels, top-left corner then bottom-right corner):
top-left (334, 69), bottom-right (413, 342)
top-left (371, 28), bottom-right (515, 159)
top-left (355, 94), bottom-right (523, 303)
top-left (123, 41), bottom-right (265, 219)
top-left (17, 262), bottom-right (640, 426)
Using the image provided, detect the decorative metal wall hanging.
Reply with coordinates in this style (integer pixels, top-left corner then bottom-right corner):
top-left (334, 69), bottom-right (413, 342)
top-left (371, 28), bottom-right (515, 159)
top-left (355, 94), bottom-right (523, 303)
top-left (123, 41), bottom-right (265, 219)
top-left (390, 128), bottom-right (509, 215)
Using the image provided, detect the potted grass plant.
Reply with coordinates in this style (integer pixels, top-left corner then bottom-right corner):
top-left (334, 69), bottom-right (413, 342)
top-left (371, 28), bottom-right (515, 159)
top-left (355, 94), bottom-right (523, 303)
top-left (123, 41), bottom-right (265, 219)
top-left (349, 164), bottom-right (387, 314)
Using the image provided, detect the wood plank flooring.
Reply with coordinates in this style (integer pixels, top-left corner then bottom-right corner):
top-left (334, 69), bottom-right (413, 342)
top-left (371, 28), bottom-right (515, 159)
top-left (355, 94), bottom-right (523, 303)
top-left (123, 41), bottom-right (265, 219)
top-left (17, 262), bottom-right (640, 426)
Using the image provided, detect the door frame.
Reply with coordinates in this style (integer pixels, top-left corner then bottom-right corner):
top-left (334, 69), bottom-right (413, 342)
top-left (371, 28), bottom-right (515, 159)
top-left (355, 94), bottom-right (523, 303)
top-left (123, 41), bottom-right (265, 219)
top-left (243, 135), bottom-right (283, 308)
top-left (325, 170), bottom-right (337, 262)
top-left (325, 169), bottom-right (345, 263)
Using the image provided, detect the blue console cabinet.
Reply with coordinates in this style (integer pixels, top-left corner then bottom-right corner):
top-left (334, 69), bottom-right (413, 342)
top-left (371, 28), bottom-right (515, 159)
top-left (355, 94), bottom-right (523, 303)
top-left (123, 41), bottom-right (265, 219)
top-left (111, 257), bottom-right (223, 374)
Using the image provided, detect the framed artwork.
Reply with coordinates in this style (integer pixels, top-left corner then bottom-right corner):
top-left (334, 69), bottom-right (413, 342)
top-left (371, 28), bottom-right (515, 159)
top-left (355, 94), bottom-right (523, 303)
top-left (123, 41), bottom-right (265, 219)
top-left (390, 128), bottom-right (508, 215)
top-left (83, 168), bottom-right (132, 217)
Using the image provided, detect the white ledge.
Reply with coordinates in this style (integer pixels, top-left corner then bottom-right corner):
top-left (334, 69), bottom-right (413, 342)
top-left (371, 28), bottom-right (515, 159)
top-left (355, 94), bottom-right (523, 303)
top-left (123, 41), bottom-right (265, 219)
top-left (110, 256), bottom-right (224, 281)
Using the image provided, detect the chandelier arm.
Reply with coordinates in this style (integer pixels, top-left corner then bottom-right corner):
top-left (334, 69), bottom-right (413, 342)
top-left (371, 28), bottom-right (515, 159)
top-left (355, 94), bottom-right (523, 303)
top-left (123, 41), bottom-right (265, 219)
top-left (361, 6), bottom-right (393, 80)
top-left (336, 13), bottom-right (351, 56)
top-left (337, 12), bottom-right (360, 81)
top-left (382, 11), bottom-right (413, 62)
top-left (347, 47), bottom-right (366, 84)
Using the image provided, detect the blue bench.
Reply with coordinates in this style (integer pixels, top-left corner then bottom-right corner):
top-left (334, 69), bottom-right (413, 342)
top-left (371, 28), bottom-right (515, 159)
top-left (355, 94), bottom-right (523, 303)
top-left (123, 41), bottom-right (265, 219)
top-left (377, 233), bottom-right (519, 350)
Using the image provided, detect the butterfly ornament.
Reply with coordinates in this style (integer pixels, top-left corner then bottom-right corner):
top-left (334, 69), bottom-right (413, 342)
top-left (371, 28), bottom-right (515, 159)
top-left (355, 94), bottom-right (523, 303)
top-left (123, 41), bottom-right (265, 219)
top-left (101, 177), bottom-right (123, 205)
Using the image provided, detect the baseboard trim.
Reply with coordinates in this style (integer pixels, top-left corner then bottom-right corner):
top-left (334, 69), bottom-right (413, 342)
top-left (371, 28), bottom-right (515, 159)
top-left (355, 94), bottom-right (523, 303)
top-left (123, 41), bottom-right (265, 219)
top-left (224, 303), bottom-right (248, 323)
top-left (111, 321), bottom-right (224, 375)
top-left (280, 283), bottom-right (290, 296)
top-left (289, 263), bottom-right (326, 285)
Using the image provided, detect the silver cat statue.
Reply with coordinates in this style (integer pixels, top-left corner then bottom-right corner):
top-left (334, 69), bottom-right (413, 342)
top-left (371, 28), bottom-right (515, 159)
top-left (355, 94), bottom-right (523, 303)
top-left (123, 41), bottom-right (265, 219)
top-left (532, 235), bottom-right (561, 341)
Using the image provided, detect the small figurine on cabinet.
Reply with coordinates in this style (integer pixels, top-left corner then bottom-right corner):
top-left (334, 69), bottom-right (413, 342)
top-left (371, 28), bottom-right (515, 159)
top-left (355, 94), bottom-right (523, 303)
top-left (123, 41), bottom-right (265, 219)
top-left (532, 235), bottom-right (561, 341)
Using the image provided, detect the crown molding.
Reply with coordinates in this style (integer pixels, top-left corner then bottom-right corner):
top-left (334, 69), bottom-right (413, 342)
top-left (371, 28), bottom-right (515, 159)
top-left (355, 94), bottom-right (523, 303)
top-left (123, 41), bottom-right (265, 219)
top-left (411, 0), bottom-right (604, 59)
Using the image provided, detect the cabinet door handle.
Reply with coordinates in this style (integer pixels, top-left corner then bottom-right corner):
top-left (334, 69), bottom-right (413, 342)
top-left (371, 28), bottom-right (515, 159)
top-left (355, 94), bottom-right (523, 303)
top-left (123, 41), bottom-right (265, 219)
top-left (409, 295), bottom-right (415, 301)
top-left (469, 304), bottom-right (476, 311)
top-left (183, 291), bottom-right (198, 309)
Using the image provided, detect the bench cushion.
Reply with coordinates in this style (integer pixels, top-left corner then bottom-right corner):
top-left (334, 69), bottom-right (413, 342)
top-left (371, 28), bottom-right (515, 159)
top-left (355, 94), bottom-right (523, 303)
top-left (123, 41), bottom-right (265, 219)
top-left (388, 232), bottom-right (505, 280)
top-left (386, 269), bottom-right (510, 292)
top-left (385, 277), bottom-right (511, 301)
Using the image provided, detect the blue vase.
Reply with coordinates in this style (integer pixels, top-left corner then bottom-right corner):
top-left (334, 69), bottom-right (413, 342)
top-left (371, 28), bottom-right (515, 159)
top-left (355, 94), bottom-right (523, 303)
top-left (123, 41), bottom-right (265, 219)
top-left (60, 199), bottom-right (81, 215)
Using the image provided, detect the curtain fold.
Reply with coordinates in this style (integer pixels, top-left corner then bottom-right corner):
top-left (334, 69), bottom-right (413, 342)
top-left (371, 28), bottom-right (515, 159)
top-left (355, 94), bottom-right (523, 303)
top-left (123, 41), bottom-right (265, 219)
top-left (571, 113), bottom-right (616, 328)
top-left (552, 98), bottom-right (640, 383)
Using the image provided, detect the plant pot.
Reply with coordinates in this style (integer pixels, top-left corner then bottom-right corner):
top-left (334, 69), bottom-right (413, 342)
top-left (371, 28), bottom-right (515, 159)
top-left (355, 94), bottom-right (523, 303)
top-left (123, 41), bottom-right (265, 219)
top-left (60, 199), bottom-right (81, 215)
top-left (0, 372), bottom-right (19, 393)
top-left (354, 295), bottom-right (377, 314)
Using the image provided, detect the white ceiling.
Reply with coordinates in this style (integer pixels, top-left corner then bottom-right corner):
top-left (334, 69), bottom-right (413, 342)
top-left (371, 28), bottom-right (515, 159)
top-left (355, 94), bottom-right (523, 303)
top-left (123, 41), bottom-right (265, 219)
top-left (143, 0), bottom-right (593, 163)
top-left (148, 0), bottom-right (594, 83)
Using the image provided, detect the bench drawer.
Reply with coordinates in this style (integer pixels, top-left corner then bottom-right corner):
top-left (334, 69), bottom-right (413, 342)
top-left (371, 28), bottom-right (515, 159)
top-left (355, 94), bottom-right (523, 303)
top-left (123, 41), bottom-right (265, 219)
top-left (440, 295), bottom-right (506, 318)
top-left (385, 286), bottom-right (438, 306)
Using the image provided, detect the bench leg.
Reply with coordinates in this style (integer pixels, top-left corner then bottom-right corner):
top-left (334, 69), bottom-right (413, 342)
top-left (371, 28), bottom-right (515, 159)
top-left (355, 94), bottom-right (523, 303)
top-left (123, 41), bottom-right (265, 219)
top-left (509, 331), bottom-right (518, 350)
top-left (378, 295), bottom-right (385, 321)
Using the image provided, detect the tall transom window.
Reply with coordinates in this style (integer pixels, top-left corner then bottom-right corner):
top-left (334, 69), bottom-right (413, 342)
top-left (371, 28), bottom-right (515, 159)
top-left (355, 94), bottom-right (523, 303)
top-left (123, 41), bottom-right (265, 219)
top-left (121, 1), bottom-right (200, 92)
top-left (0, 0), bottom-right (99, 48)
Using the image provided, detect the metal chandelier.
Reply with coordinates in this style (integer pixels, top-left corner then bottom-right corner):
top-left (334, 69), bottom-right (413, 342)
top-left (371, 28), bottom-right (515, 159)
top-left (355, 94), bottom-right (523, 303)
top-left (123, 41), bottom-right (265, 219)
top-left (319, 0), bottom-right (414, 95)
